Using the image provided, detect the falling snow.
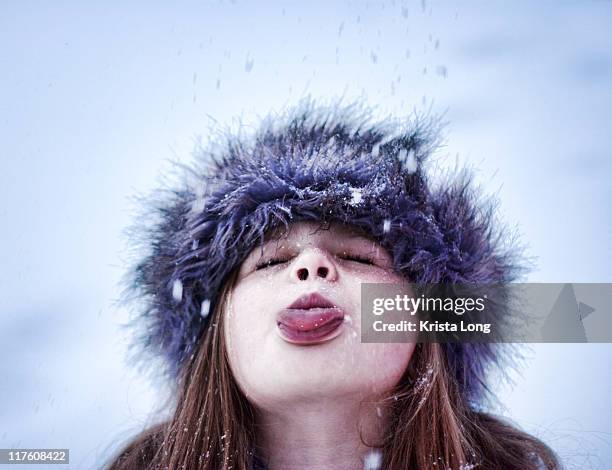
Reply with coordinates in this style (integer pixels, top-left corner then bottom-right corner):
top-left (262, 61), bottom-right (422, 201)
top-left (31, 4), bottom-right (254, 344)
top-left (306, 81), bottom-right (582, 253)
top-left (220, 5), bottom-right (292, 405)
top-left (458, 463), bottom-right (478, 470)
top-left (191, 182), bottom-right (206, 214)
top-left (245, 56), bottom-right (254, 72)
top-left (383, 219), bottom-right (391, 233)
top-left (436, 65), bottom-right (448, 78)
top-left (191, 197), bottom-right (206, 213)
top-left (403, 148), bottom-right (418, 174)
top-left (350, 187), bottom-right (363, 205)
top-left (371, 143), bottom-right (380, 157)
top-left (200, 299), bottom-right (211, 318)
top-left (363, 449), bottom-right (382, 470)
top-left (172, 279), bottom-right (183, 302)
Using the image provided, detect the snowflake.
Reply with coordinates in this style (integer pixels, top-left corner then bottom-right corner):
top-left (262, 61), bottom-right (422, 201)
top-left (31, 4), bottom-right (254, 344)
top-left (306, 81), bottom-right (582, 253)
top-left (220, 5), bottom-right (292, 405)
top-left (350, 187), bottom-right (363, 205)
top-left (458, 463), bottom-right (479, 470)
top-left (172, 279), bottom-right (183, 302)
top-left (363, 449), bottom-right (382, 470)
top-left (200, 299), bottom-right (211, 318)
top-left (191, 196), bottom-right (206, 214)
top-left (403, 148), bottom-right (418, 174)
top-left (383, 219), bottom-right (391, 233)
top-left (372, 143), bottom-right (381, 157)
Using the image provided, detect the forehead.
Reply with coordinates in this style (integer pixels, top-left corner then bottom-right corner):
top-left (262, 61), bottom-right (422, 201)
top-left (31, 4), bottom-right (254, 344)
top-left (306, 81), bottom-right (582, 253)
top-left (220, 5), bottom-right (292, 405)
top-left (262, 220), bottom-right (375, 245)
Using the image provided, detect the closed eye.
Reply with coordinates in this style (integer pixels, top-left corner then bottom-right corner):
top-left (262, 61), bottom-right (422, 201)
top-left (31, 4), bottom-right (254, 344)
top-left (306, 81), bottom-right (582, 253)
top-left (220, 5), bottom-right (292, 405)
top-left (255, 257), bottom-right (291, 270)
top-left (338, 253), bottom-right (374, 265)
top-left (255, 253), bottom-right (376, 270)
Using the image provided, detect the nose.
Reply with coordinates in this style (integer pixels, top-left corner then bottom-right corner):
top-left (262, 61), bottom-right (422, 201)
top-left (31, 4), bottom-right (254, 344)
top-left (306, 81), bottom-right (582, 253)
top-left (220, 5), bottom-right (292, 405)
top-left (289, 248), bottom-right (338, 282)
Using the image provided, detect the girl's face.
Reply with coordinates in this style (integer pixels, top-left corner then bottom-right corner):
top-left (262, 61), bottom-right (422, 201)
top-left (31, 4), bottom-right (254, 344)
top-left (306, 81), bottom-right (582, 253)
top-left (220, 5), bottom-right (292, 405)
top-left (224, 220), bottom-right (416, 409)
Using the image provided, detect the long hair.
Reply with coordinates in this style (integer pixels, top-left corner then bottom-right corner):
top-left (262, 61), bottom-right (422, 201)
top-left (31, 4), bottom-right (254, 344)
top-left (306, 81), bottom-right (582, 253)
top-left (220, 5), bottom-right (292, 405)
top-left (104, 267), bottom-right (562, 470)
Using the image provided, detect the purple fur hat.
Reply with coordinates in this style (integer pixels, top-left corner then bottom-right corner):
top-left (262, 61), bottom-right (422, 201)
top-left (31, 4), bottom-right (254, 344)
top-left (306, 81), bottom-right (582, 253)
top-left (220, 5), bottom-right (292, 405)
top-left (119, 98), bottom-right (528, 405)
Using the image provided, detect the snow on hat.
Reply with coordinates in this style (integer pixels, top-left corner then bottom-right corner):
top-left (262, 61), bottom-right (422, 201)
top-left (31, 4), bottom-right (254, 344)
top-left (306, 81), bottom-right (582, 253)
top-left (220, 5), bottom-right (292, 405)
top-left (119, 98), bottom-right (528, 404)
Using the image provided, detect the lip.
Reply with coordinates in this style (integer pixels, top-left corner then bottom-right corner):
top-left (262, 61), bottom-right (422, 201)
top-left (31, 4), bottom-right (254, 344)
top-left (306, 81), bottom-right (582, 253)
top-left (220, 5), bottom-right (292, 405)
top-left (287, 292), bottom-right (336, 310)
top-left (277, 293), bottom-right (345, 345)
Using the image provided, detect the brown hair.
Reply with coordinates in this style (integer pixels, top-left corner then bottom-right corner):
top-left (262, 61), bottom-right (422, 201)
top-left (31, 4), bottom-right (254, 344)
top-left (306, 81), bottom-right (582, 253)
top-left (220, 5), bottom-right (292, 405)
top-left (104, 268), bottom-right (562, 470)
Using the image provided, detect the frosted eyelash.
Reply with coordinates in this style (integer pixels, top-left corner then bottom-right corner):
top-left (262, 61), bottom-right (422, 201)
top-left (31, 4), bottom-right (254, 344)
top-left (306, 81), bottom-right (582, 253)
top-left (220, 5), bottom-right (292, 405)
top-left (339, 254), bottom-right (374, 265)
top-left (255, 252), bottom-right (375, 271)
top-left (255, 257), bottom-right (291, 270)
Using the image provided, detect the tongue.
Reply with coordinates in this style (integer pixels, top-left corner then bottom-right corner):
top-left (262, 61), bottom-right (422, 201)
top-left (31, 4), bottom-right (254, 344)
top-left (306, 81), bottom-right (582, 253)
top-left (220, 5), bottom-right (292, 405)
top-left (277, 307), bottom-right (344, 332)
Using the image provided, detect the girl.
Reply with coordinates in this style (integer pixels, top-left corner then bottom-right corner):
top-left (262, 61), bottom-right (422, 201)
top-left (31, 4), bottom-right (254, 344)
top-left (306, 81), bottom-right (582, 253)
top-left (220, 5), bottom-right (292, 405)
top-left (105, 99), bottom-right (562, 469)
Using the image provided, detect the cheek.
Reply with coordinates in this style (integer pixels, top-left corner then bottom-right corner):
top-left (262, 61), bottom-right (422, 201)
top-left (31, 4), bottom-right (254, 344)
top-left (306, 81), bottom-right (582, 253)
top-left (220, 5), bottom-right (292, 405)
top-left (352, 263), bottom-right (405, 286)
top-left (315, 333), bottom-right (415, 396)
top-left (355, 342), bottom-right (416, 392)
top-left (223, 280), bottom-right (278, 395)
top-left (352, 274), bottom-right (415, 392)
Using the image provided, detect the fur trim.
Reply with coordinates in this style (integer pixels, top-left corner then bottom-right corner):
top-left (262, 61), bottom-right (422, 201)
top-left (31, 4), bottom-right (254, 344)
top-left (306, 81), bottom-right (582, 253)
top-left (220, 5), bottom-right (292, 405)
top-left (119, 98), bottom-right (528, 403)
